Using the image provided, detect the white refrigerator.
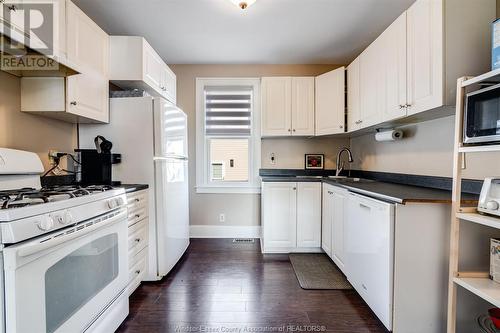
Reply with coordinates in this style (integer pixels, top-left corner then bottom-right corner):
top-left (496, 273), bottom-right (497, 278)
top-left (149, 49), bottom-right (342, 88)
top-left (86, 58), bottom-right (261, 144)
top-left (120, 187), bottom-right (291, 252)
top-left (79, 96), bottom-right (190, 280)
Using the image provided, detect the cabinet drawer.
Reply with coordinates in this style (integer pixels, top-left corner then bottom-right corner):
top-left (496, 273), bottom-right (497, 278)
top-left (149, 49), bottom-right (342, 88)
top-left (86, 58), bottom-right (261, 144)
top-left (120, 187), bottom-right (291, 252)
top-left (128, 219), bottom-right (148, 259)
top-left (127, 191), bottom-right (148, 211)
top-left (127, 247), bottom-right (147, 295)
top-left (127, 207), bottom-right (148, 227)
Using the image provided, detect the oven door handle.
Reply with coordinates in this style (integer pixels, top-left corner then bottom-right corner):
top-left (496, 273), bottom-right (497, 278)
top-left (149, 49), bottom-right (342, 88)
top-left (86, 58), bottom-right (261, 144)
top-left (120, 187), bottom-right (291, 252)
top-left (17, 209), bottom-right (127, 258)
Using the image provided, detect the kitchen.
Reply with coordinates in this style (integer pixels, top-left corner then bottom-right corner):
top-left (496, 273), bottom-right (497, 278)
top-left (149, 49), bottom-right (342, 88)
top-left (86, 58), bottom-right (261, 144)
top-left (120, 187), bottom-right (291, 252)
top-left (1, 0), bottom-right (500, 332)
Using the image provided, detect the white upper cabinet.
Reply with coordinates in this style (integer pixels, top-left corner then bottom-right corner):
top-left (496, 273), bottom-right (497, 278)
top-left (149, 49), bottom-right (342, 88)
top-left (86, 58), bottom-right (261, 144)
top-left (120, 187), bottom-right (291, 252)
top-left (20, 0), bottom-right (110, 123)
top-left (406, 0), bottom-right (443, 115)
top-left (66, 0), bottom-right (108, 76)
top-left (347, 57), bottom-right (361, 132)
top-left (109, 36), bottom-right (177, 104)
top-left (315, 67), bottom-right (345, 136)
top-left (347, 0), bottom-right (495, 131)
top-left (359, 41), bottom-right (381, 129)
top-left (261, 77), bottom-right (293, 137)
top-left (291, 77), bottom-right (315, 136)
top-left (380, 12), bottom-right (408, 122)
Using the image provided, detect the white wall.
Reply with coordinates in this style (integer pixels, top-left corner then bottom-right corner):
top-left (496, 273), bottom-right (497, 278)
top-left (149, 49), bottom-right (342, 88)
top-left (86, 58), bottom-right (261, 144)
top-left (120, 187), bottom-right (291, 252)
top-left (170, 64), bottom-right (347, 227)
top-left (350, 115), bottom-right (500, 179)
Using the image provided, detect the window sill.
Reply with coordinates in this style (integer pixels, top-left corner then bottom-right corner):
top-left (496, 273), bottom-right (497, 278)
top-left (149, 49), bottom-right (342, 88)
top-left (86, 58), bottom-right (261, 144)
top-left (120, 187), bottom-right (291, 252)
top-left (195, 186), bottom-right (261, 194)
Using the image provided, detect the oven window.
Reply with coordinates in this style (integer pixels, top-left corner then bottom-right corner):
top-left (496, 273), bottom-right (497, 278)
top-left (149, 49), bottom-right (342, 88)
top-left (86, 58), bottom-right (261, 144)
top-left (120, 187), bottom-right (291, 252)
top-left (45, 234), bottom-right (119, 333)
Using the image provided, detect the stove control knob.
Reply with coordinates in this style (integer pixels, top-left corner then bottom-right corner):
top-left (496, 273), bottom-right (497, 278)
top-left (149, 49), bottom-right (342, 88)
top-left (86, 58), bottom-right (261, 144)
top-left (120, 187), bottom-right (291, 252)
top-left (486, 201), bottom-right (500, 211)
top-left (115, 197), bottom-right (125, 207)
top-left (52, 213), bottom-right (65, 225)
top-left (107, 199), bottom-right (117, 209)
top-left (63, 211), bottom-right (74, 225)
top-left (38, 216), bottom-right (54, 231)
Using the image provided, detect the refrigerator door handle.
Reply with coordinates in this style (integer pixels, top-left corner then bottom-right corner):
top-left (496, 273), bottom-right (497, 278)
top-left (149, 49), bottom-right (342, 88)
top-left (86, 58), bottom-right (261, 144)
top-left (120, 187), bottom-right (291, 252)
top-left (154, 155), bottom-right (188, 161)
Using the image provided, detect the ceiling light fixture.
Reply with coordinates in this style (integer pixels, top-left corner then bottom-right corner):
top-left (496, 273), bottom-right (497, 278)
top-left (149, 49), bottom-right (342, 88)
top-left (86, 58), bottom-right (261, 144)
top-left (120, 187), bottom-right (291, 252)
top-left (230, 0), bottom-right (256, 10)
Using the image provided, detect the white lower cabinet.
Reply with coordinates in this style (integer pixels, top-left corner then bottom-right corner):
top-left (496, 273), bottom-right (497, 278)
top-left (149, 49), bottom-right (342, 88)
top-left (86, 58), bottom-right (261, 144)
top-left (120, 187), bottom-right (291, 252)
top-left (262, 182), bottom-right (321, 253)
top-left (322, 183), bottom-right (452, 333)
top-left (125, 189), bottom-right (149, 295)
top-left (321, 183), bottom-right (348, 273)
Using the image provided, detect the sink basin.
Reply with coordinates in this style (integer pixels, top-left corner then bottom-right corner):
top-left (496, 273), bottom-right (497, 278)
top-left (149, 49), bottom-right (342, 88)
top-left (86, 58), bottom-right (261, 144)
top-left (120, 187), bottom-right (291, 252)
top-left (328, 176), bottom-right (374, 183)
top-left (296, 176), bottom-right (323, 179)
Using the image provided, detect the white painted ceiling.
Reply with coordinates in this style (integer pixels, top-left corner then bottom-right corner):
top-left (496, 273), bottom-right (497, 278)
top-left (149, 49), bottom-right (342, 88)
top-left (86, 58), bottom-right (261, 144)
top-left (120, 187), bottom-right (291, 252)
top-left (72, 0), bottom-right (415, 64)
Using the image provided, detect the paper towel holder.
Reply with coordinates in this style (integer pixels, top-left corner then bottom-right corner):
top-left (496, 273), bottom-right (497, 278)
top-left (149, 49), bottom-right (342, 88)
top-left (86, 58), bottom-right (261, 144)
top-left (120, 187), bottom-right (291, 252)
top-left (374, 128), bottom-right (404, 142)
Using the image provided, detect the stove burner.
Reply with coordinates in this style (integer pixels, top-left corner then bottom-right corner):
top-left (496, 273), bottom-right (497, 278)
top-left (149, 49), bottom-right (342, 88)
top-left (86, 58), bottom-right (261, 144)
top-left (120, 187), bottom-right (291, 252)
top-left (0, 185), bottom-right (116, 210)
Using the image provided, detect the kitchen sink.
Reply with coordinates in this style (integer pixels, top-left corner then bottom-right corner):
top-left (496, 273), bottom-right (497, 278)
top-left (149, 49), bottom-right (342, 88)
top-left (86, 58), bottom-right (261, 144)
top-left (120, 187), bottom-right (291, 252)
top-left (328, 176), bottom-right (374, 183)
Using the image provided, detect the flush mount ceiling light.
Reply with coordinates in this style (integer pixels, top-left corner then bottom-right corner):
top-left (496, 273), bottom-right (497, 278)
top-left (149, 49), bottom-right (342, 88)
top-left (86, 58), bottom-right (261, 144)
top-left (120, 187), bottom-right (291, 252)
top-left (230, 0), bottom-right (256, 10)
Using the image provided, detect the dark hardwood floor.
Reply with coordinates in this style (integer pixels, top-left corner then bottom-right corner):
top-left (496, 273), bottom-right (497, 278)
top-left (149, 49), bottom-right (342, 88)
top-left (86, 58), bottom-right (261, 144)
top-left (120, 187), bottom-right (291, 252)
top-left (117, 239), bottom-right (388, 333)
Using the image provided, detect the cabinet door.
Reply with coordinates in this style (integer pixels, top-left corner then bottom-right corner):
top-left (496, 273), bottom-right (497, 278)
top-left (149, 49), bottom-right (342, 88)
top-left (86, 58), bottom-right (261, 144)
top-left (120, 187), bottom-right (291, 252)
top-left (291, 77), bottom-right (315, 136)
top-left (315, 67), bottom-right (345, 135)
top-left (347, 57), bottom-right (361, 132)
top-left (331, 190), bottom-right (346, 272)
top-left (261, 77), bottom-right (292, 136)
top-left (162, 66), bottom-right (177, 104)
top-left (359, 42), bottom-right (382, 129)
top-left (67, 72), bottom-right (109, 123)
top-left (321, 185), bottom-right (333, 257)
top-left (144, 45), bottom-right (165, 95)
top-left (66, 0), bottom-right (108, 76)
top-left (406, 0), bottom-right (443, 115)
top-left (380, 12), bottom-right (408, 122)
top-left (296, 182), bottom-right (321, 248)
top-left (262, 182), bottom-right (297, 251)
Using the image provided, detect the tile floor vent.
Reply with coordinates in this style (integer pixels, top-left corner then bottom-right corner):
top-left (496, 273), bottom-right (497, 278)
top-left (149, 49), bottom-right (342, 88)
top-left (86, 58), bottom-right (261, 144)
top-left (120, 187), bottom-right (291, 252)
top-left (233, 238), bottom-right (255, 243)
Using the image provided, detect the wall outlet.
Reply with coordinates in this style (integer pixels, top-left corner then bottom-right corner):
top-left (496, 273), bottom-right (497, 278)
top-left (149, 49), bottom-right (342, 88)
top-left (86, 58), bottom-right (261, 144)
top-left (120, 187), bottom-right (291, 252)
top-left (48, 150), bottom-right (59, 166)
top-left (219, 213), bottom-right (226, 223)
top-left (270, 153), bottom-right (276, 165)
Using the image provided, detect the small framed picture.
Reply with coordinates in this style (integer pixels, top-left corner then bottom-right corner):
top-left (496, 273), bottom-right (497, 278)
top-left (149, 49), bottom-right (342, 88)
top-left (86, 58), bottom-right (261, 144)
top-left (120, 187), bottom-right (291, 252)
top-left (305, 154), bottom-right (325, 170)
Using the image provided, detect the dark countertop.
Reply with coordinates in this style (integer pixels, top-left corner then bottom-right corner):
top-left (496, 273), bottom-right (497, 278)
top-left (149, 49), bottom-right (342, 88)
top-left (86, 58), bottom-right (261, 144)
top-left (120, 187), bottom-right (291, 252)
top-left (261, 176), bottom-right (478, 205)
top-left (120, 184), bottom-right (149, 193)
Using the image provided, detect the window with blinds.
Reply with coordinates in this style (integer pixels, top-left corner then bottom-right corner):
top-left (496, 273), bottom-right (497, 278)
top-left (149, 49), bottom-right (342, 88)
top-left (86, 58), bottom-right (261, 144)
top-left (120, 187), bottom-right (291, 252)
top-left (204, 87), bottom-right (253, 137)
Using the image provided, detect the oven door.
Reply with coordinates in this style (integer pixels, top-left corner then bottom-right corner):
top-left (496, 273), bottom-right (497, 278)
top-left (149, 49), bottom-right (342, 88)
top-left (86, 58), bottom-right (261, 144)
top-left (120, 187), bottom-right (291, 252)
top-left (464, 83), bottom-right (500, 144)
top-left (3, 208), bottom-right (128, 333)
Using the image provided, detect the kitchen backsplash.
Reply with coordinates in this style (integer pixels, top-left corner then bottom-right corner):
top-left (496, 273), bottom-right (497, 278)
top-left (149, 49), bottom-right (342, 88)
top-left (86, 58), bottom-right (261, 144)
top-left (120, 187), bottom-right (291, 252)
top-left (261, 137), bottom-right (350, 170)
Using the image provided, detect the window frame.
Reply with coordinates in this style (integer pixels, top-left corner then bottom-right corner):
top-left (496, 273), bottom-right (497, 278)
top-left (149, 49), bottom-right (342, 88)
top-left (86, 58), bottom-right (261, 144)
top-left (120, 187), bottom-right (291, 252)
top-left (196, 78), bottom-right (261, 194)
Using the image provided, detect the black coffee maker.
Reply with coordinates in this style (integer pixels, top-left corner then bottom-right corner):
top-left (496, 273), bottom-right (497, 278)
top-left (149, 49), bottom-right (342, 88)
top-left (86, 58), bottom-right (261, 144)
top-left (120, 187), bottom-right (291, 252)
top-left (75, 136), bottom-right (121, 185)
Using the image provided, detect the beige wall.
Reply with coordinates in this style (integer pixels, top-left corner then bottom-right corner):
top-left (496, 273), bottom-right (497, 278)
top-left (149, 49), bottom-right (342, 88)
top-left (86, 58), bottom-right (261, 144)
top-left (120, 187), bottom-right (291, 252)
top-left (262, 137), bottom-right (349, 169)
top-left (170, 64), bottom-right (346, 227)
top-left (0, 71), bottom-right (77, 170)
top-left (350, 115), bottom-right (500, 179)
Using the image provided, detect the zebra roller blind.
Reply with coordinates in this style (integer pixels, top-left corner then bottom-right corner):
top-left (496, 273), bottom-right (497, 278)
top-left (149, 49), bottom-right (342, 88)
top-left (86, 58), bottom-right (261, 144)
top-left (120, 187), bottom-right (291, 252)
top-left (205, 86), bottom-right (253, 136)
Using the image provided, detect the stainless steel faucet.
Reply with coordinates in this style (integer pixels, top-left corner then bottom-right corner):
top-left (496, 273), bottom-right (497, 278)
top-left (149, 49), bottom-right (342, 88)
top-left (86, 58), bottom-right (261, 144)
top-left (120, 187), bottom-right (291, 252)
top-left (336, 148), bottom-right (354, 177)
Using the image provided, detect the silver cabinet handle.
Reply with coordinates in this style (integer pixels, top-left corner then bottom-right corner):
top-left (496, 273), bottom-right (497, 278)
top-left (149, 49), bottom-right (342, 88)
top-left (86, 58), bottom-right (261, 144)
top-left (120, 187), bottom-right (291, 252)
top-left (293, 129), bottom-right (296, 132)
top-left (135, 270), bottom-right (141, 275)
top-left (135, 238), bottom-right (141, 243)
top-left (70, 101), bottom-right (77, 106)
top-left (288, 129), bottom-right (291, 132)
top-left (135, 198), bottom-right (140, 202)
top-left (339, 125), bottom-right (343, 129)
top-left (293, 187), bottom-right (297, 190)
top-left (8, 5), bottom-right (17, 11)
top-left (135, 214), bottom-right (141, 219)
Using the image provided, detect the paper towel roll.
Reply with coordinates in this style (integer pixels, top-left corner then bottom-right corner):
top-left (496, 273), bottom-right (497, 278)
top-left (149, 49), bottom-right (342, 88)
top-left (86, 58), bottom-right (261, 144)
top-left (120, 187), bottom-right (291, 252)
top-left (375, 130), bottom-right (403, 142)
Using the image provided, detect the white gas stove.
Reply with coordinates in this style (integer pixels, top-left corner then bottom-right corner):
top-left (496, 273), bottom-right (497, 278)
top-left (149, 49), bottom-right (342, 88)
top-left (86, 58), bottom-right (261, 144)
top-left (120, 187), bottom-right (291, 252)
top-left (0, 148), bottom-right (129, 333)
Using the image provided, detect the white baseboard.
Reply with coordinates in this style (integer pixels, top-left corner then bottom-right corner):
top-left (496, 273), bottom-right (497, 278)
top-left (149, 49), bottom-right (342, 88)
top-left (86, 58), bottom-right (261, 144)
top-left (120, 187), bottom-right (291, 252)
top-left (190, 225), bottom-right (261, 239)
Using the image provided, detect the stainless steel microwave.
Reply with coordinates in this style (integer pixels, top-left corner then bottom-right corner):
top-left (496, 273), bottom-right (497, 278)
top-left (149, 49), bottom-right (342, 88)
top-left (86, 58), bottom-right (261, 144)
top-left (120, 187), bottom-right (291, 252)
top-left (464, 83), bottom-right (500, 144)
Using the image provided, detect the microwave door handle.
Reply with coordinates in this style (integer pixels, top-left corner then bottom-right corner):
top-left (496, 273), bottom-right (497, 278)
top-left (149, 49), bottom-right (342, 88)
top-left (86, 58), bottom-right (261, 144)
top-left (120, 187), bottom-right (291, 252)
top-left (16, 209), bottom-right (127, 258)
